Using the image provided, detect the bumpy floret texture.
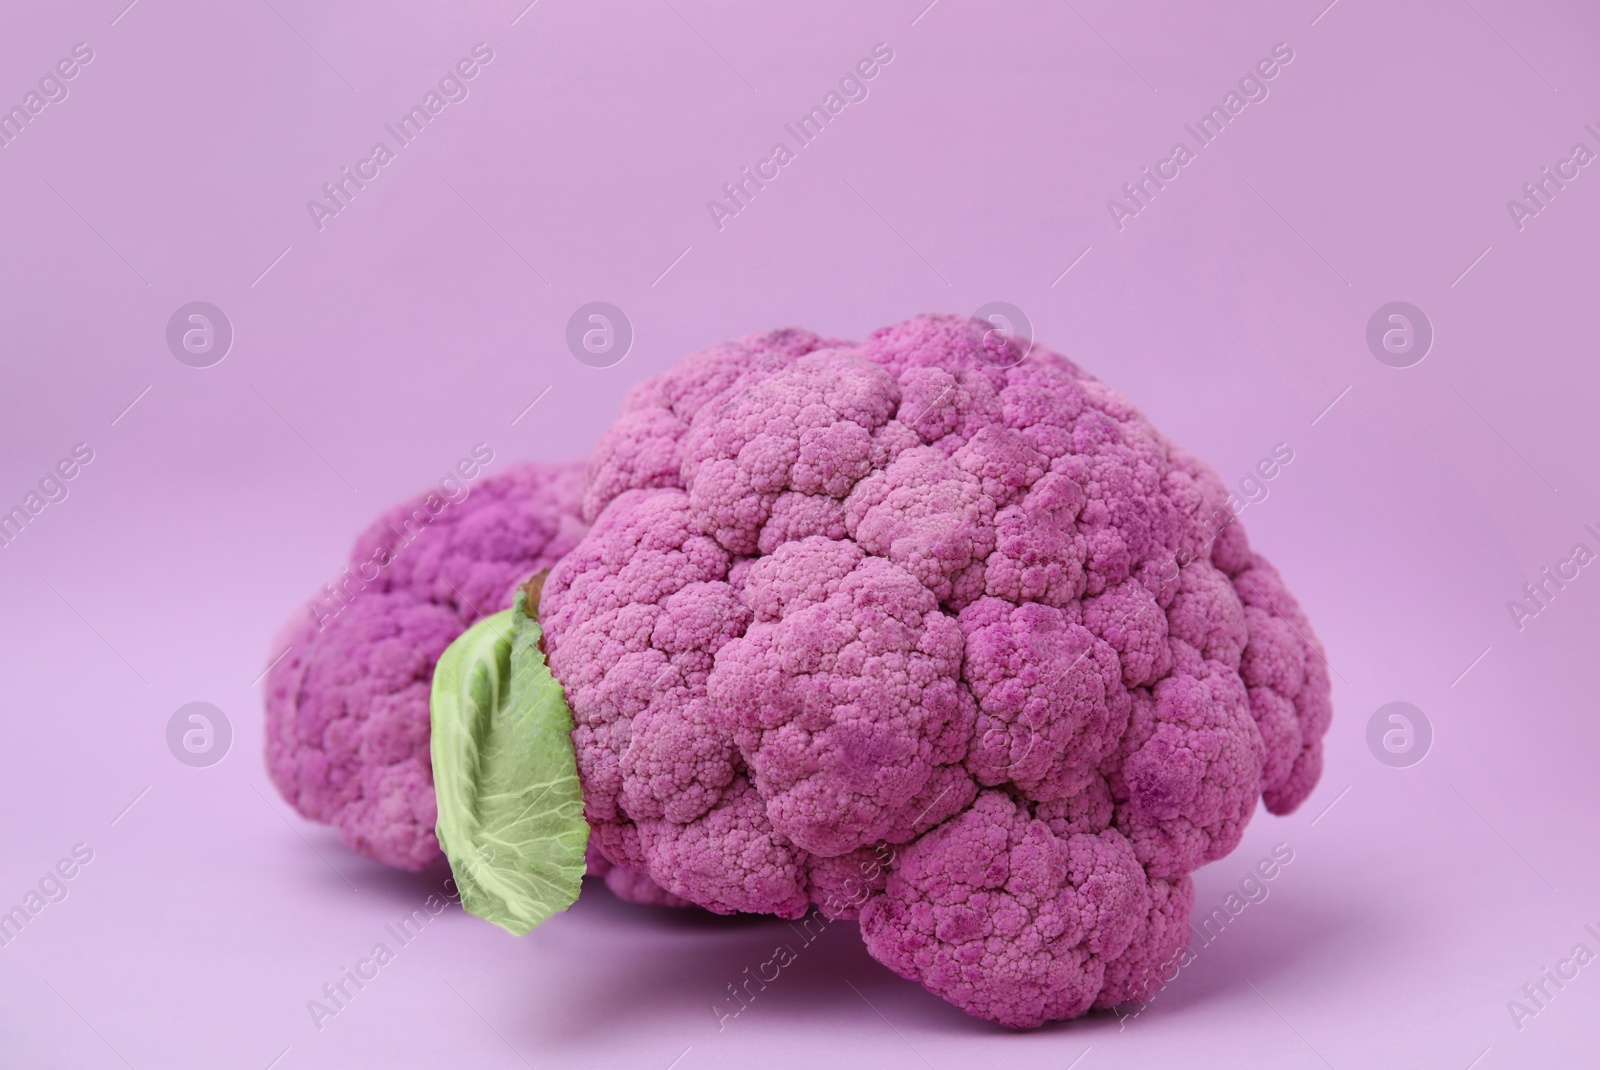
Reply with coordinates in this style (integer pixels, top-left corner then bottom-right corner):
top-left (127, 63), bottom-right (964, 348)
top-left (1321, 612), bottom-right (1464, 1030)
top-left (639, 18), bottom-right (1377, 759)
top-left (264, 593), bottom-right (461, 870)
top-left (263, 462), bottom-right (695, 901)
top-left (265, 462), bottom-right (588, 871)
top-left (542, 315), bottom-right (1331, 1026)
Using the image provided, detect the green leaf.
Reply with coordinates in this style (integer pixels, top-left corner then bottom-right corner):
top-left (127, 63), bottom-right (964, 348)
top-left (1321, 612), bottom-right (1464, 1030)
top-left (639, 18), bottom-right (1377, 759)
top-left (430, 591), bottom-right (589, 935)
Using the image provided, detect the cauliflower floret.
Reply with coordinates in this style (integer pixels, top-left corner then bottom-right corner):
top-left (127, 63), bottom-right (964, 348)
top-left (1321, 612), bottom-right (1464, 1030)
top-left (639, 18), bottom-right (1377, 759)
top-left (265, 593), bottom-right (459, 870)
top-left (710, 538), bottom-right (976, 856)
top-left (859, 791), bottom-right (1149, 1028)
top-left (349, 460), bottom-right (589, 619)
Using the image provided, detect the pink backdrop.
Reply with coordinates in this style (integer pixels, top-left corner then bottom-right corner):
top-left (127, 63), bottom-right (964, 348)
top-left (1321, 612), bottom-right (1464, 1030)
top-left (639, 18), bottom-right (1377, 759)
top-left (2, 1), bottom-right (1597, 1066)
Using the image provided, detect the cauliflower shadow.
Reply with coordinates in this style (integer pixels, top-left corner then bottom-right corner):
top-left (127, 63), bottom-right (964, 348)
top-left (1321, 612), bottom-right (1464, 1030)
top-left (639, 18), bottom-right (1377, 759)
top-left (545, 894), bottom-right (925, 1041)
top-left (336, 851), bottom-right (460, 907)
top-left (572, 875), bottom-right (776, 934)
top-left (255, 817), bottom-right (439, 905)
top-left (296, 842), bottom-right (1359, 1038)
top-left (1118, 893), bottom-right (1363, 1021)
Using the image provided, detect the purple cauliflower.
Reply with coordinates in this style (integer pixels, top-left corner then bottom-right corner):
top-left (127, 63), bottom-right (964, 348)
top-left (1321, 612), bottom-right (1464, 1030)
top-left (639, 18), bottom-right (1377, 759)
top-left (540, 314), bottom-right (1331, 1027)
top-left (265, 460), bottom-right (590, 871)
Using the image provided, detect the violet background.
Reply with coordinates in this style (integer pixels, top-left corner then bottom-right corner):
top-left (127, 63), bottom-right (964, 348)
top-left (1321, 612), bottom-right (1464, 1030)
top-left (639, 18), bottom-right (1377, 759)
top-left (2, 0), bottom-right (1597, 1066)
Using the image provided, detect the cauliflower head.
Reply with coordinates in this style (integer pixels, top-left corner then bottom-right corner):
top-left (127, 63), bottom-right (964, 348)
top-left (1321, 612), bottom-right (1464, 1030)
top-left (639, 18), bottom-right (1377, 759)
top-left (541, 314), bottom-right (1331, 1027)
top-left (265, 461), bottom-right (588, 870)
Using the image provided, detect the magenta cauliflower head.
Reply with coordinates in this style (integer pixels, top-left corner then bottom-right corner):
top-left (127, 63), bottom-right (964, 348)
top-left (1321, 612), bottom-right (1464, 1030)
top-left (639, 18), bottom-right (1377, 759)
top-left (265, 461), bottom-right (588, 870)
top-left (541, 314), bottom-right (1331, 1027)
